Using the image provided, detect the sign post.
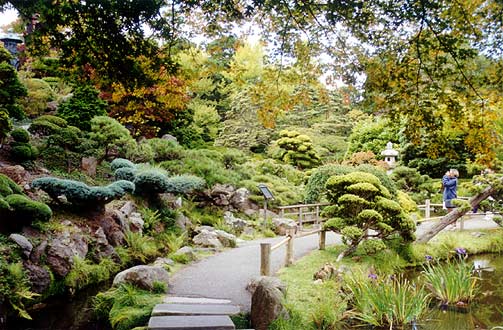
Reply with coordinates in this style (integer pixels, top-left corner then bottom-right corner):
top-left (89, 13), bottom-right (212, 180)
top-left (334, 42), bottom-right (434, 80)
top-left (257, 184), bottom-right (274, 226)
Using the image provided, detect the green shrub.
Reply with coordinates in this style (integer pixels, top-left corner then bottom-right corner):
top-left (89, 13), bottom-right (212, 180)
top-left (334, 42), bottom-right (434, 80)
top-left (272, 130), bottom-right (321, 169)
top-left (57, 85), bottom-right (108, 131)
top-left (10, 143), bottom-right (39, 161)
top-left (323, 171), bottom-right (415, 259)
top-left (110, 158), bottom-right (136, 172)
top-left (133, 170), bottom-right (170, 196)
top-left (89, 116), bottom-right (135, 160)
top-left (10, 128), bottom-right (29, 143)
top-left (65, 257), bottom-right (120, 291)
top-left (4, 194), bottom-right (52, 222)
top-left (31, 177), bottom-right (134, 209)
top-left (28, 115), bottom-right (67, 136)
top-left (164, 175), bottom-right (206, 194)
top-left (126, 141), bottom-right (155, 163)
top-left (0, 109), bottom-right (12, 143)
top-left (146, 138), bottom-right (183, 161)
top-left (0, 173), bottom-right (23, 196)
top-left (20, 78), bottom-right (55, 117)
top-left (115, 167), bottom-right (137, 182)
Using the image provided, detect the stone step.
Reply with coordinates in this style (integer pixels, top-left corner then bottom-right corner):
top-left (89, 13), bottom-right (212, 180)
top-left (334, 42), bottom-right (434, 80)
top-left (148, 315), bottom-right (235, 330)
top-left (152, 303), bottom-right (240, 316)
top-left (163, 296), bottom-right (233, 305)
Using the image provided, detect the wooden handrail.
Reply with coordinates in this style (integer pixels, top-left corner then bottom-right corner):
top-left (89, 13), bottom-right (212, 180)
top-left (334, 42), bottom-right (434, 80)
top-left (276, 202), bottom-right (329, 210)
top-left (260, 229), bottom-right (326, 276)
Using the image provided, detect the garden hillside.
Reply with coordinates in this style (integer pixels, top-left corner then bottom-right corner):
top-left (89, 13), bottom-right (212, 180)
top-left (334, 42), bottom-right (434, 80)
top-left (1, 1), bottom-right (503, 329)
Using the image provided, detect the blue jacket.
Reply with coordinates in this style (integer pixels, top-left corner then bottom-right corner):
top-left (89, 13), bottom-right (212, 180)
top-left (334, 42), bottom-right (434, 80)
top-left (442, 175), bottom-right (458, 200)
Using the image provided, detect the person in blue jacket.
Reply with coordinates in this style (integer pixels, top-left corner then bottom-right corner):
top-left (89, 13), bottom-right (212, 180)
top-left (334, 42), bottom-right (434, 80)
top-left (442, 169), bottom-right (459, 212)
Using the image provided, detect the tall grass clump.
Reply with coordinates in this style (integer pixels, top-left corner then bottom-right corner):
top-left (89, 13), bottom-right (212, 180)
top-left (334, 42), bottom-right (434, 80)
top-left (421, 249), bottom-right (480, 306)
top-left (124, 231), bottom-right (158, 263)
top-left (65, 257), bottom-right (120, 291)
top-left (345, 272), bottom-right (430, 328)
top-left (93, 283), bottom-right (163, 330)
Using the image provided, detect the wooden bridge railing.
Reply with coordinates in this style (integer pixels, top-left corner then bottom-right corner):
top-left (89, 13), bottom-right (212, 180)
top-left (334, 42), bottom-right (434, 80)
top-left (260, 228), bottom-right (327, 276)
top-left (276, 203), bottom-right (329, 230)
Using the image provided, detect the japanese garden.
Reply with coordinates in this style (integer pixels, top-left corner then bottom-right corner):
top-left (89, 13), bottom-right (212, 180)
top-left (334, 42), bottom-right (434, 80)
top-left (1, 1), bottom-right (503, 329)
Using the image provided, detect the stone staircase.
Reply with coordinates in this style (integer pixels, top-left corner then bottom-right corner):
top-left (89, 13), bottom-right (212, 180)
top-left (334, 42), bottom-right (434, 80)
top-left (148, 296), bottom-right (254, 330)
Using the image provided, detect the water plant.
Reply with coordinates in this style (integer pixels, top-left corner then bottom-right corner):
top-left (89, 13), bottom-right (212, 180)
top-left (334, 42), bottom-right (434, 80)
top-left (344, 272), bottom-right (430, 328)
top-left (421, 250), bottom-right (480, 306)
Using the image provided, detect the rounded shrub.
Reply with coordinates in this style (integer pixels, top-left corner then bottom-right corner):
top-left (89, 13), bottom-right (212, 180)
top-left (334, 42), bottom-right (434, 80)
top-left (10, 128), bottom-right (30, 143)
top-left (0, 173), bottom-right (24, 196)
top-left (10, 143), bottom-right (39, 161)
top-left (133, 171), bottom-right (169, 196)
top-left (164, 175), bottom-right (206, 194)
top-left (114, 167), bottom-right (137, 182)
top-left (5, 194), bottom-right (52, 222)
top-left (110, 158), bottom-right (136, 172)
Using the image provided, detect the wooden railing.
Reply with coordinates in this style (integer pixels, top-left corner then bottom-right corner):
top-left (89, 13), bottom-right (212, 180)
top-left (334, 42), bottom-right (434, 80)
top-left (260, 228), bottom-right (327, 276)
top-left (276, 203), bottom-right (329, 230)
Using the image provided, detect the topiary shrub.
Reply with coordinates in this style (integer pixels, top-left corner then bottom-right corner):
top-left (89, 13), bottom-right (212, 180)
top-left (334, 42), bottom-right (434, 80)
top-left (146, 138), bottom-right (183, 162)
top-left (322, 171), bottom-right (415, 261)
top-left (10, 128), bottom-right (30, 143)
top-left (0, 173), bottom-right (24, 196)
top-left (31, 177), bottom-right (134, 212)
top-left (110, 158), bottom-right (135, 172)
top-left (164, 175), bottom-right (206, 194)
top-left (9, 128), bottom-right (38, 162)
top-left (272, 130), bottom-right (321, 169)
top-left (28, 115), bottom-right (68, 136)
top-left (89, 116), bottom-right (135, 161)
top-left (4, 194), bottom-right (52, 222)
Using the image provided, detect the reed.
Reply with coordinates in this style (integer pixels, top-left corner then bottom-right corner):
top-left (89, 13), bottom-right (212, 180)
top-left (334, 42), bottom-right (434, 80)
top-left (345, 272), bottom-right (430, 328)
top-left (421, 255), bottom-right (479, 305)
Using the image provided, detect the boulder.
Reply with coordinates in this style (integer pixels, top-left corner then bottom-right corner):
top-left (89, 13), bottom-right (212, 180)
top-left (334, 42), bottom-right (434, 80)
top-left (92, 227), bottom-right (120, 263)
top-left (119, 201), bottom-right (136, 218)
top-left (153, 257), bottom-right (175, 268)
top-left (229, 187), bottom-right (255, 211)
top-left (101, 212), bottom-right (126, 246)
top-left (175, 213), bottom-right (192, 231)
top-left (161, 134), bottom-right (178, 142)
top-left (23, 261), bottom-right (51, 293)
top-left (172, 246), bottom-right (196, 261)
top-left (113, 265), bottom-right (169, 292)
top-left (193, 229), bottom-right (223, 249)
top-left (9, 233), bottom-right (33, 258)
top-left (46, 223), bottom-right (88, 277)
top-left (0, 165), bottom-right (30, 186)
top-left (272, 218), bottom-right (298, 236)
top-left (30, 240), bottom-right (48, 263)
top-left (251, 277), bottom-right (288, 330)
top-left (128, 212), bottom-right (144, 233)
top-left (223, 211), bottom-right (248, 233)
top-left (214, 230), bottom-right (237, 248)
top-left (81, 157), bottom-right (97, 177)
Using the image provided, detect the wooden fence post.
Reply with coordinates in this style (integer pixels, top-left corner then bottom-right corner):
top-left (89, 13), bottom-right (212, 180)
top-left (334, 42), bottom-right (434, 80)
top-left (260, 243), bottom-right (271, 276)
top-left (425, 199), bottom-right (431, 219)
top-left (286, 229), bottom-right (295, 266)
top-left (319, 230), bottom-right (326, 250)
top-left (298, 207), bottom-right (303, 230)
top-left (315, 205), bottom-right (320, 226)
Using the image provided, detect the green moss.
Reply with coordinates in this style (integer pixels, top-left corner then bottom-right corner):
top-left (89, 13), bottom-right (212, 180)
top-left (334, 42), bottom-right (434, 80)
top-left (5, 194), bottom-right (52, 222)
top-left (65, 257), bottom-right (120, 291)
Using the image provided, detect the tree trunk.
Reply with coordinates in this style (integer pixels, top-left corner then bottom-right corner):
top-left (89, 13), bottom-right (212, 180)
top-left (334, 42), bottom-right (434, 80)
top-left (415, 185), bottom-right (496, 244)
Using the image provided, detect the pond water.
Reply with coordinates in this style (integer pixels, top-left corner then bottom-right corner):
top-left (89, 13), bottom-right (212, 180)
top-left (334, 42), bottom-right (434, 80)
top-left (416, 253), bottom-right (503, 330)
top-left (7, 282), bottom-right (112, 330)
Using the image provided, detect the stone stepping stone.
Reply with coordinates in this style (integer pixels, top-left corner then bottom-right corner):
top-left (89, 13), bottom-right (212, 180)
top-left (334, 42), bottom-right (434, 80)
top-left (148, 315), bottom-right (235, 330)
top-left (152, 303), bottom-right (240, 316)
top-left (163, 296), bottom-right (232, 305)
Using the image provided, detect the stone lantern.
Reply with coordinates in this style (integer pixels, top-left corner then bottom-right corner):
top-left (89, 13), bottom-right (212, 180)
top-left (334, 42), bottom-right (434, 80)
top-left (0, 29), bottom-right (24, 69)
top-left (381, 141), bottom-right (398, 173)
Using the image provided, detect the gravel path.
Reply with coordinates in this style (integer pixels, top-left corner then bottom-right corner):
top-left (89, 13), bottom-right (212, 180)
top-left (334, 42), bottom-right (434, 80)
top-left (169, 231), bottom-right (342, 311)
top-left (168, 214), bottom-right (499, 312)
